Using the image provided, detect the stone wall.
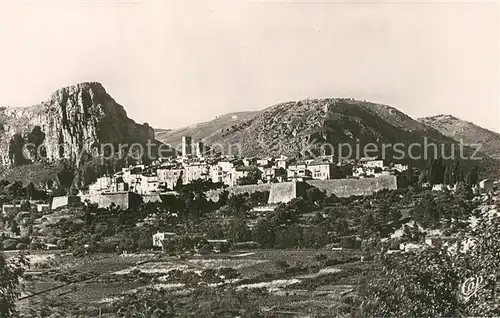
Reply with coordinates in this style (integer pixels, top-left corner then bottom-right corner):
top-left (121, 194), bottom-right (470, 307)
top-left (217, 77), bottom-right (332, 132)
top-left (206, 183), bottom-right (272, 202)
top-left (268, 181), bottom-right (310, 204)
top-left (306, 176), bottom-right (398, 197)
top-left (51, 196), bottom-right (81, 210)
top-left (206, 176), bottom-right (398, 202)
top-left (85, 192), bottom-right (131, 210)
top-left (2, 204), bottom-right (21, 216)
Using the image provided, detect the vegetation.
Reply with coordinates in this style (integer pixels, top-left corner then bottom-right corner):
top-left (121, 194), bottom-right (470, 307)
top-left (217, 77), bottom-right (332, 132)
top-left (0, 238), bottom-right (28, 317)
top-left (0, 163), bottom-right (495, 316)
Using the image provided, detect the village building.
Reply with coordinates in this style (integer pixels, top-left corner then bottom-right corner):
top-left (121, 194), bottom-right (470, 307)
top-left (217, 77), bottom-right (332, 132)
top-left (259, 166), bottom-right (286, 183)
top-left (358, 157), bottom-right (385, 169)
top-left (256, 158), bottom-right (273, 167)
top-left (394, 163), bottom-right (409, 172)
top-left (231, 166), bottom-right (256, 186)
top-left (242, 157), bottom-right (257, 166)
top-left (287, 169), bottom-right (312, 181)
top-left (275, 155), bottom-right (290, 169)
top-left (308, 160), bottom-right (344, 180)
top-left (88, 176), bottom-right (113, 194)
top-left (288, 161), bottom-right (307, 174)
top-left (183, 163), bottom-right (210, 184)
top-left (158, 167), bottom-right (183, 190)
top-left (479, 179), bottom-right (494, 193)
top-left (134, 173), bottom-right (160, 195)
top-left (152, 231), bottom-right (177, 248)
top-left (36, 203), bottom-right (50, 213)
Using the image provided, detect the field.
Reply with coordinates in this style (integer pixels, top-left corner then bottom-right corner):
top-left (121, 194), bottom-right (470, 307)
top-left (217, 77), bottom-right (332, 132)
top-left (14, 249), bottom-right (368, 317)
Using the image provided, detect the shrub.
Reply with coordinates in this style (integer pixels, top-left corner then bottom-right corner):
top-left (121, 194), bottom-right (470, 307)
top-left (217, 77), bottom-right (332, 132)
top-left (15, 243), bottom-right (27, 250)
top-left (3, 239), bottom-right (18, 250)
top-left (274, 260), bottom-right (289, 270)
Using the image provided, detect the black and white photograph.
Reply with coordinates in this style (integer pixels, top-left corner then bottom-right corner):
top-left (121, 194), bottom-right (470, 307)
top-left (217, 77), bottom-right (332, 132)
top-left (0, 1), bottom-right (499, 317)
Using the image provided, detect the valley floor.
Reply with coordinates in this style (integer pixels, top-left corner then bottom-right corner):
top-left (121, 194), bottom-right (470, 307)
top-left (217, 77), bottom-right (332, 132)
top-left (16, 249), bottom-right (366, 317)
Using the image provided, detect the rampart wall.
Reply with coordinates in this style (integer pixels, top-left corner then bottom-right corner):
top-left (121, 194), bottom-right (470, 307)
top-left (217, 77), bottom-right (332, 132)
top-left (206, 176), bottom-right (398, 202)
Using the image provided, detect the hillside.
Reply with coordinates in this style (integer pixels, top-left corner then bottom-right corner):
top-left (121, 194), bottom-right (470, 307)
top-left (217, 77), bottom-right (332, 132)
top-left (155, 98), bottom-right (500, 178)
top-left (156, 100), bottom-right (464, 156)
top-left (154, 111), bottom-right (258, 149)
top-left (418, 114), bottom-right (500, 159)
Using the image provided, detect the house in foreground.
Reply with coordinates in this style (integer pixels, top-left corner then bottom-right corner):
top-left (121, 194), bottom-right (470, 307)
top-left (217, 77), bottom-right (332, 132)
top-left (152, 231), bottom-right (177, 249)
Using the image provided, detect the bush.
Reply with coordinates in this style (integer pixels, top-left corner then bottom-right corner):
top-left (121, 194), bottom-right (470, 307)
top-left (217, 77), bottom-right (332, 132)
top-left (314, 253), bottom-right (328, 262)
top-left (15, 243), bottom-right (27, 250)
top-left (57, 239), bottom-right (69, 249)
top-left (218, 267), bottom-right (240, 280)
top-left (90, 234), bottom-right (101, 243)
top-left (198, 243), bottom-right (213, 255)
top-left (30, 241), bottom-right (44, 250)
top-left (3, 239), bottom-right (18, 250)
top-left (274, 260), bottom-right (289, 270)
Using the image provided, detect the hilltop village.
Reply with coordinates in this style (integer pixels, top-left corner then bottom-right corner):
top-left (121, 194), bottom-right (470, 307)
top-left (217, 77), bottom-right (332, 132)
top-left (77, 135), bottom-right (407, 208)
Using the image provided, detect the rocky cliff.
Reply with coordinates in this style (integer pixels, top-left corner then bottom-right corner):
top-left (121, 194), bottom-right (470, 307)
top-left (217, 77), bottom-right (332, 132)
top-left (0, 82), bottom-right (155, 166)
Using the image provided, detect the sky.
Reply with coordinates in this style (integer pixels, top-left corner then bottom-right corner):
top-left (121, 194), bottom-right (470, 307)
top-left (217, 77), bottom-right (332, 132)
top-left (0, 1), bottom-right (498, 132)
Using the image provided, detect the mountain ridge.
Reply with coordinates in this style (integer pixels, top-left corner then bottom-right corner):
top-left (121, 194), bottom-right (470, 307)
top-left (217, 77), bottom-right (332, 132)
top-left (155, 98), bottom-right (500, 178)
top-left (418, 114), bottom-right (500, 159)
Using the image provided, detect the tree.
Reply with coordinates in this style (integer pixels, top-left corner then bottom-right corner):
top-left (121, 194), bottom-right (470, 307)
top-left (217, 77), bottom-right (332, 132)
top-left (252, 220), bottom-right (276, 248)
top-left (306, 187), bottom-right (326, 206)
top-left (10, 220), bottom-right (20, 236)
top-left (0, 237), bottom-right (28, 317)
top-left (174, 172), bottom-right (184, 191)
top-left (413, 193), bottom-right (440, 229)
top-left (228, 218), bottom-right (251, 243)
top-left (55, 161), bottom-right (75, 194)
top-left (455, 182), bottom-right (473, 201)
top-left (237, 168), bottom-right (262, 185)
top-left (443, 164), bottom-right (452, 185)
top-left (418, 171), bottom-right (427, 185)
top-left (465, 165), bottom-right (479, 187)
top-left (355, 216), bottom-right (500, 317)
top-left (452, 161), bottom-right (463, 185)
top-left (5, 182), bottom-right (23, 198)
top-left (427, 158), bottom-right (445, 185)
top-left (20, 200), bottom-right (31, 212)
top-left (356, 248), bottom-right (461, 317)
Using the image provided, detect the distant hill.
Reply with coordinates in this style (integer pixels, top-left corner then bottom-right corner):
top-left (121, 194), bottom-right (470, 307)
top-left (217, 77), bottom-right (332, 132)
top-left (154, 111), bottom-right (259, 149)
top-left (155, 98), bottom-right (459, 159)
top-left (155, 98), bottom-right (500, 178)
top-left (418, 115), bottom-right (500, 159)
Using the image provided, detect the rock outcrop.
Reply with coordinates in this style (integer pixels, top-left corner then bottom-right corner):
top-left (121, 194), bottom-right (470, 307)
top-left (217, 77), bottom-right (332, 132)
top-left (0, 82), bottom-right (154, 166)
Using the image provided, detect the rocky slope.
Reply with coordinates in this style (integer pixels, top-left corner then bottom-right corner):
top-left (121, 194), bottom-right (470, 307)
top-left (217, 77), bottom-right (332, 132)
top-left (157, 98), bottom-right (457, 157)
top-left (0, 82), bottom-right (155, 166)
top-left (418, 114), bottom-right (500, 159)
top-left (154, 111), bottom-right (258, 149)
top-left (156, 98), bottom-right (500, 177)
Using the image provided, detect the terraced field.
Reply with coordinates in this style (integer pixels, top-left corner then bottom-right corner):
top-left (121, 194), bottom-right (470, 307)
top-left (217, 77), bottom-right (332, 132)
top-left (15, 249), bottom-right (367, 317)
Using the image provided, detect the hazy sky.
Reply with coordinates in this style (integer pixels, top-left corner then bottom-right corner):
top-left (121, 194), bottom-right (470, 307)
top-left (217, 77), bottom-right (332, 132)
top-left (0, 1), bottom-right (498, 132)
